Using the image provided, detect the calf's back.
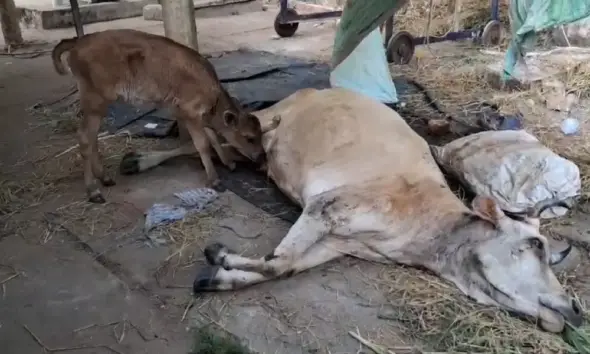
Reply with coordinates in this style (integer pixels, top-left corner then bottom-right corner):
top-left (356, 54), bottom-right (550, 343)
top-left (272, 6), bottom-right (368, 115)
top-left (62, 29), bottom-right (225, 109)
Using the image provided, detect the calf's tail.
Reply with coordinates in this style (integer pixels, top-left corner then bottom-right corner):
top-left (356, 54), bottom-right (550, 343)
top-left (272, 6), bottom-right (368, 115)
top-left (51, 37), bottom-right (78, 75)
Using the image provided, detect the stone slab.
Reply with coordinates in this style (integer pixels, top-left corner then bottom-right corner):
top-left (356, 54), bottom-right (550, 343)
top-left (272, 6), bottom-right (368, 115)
top-left (17, 0), bottom-right (258, 30)
top-left (18, 0), bottom-right (157, 30)
top-left (143, 0), bottom-right (261, 21)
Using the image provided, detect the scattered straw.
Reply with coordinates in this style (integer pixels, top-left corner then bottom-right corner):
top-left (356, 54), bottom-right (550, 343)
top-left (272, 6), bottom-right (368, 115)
top-left (22, 324), bottom-right (124, 354)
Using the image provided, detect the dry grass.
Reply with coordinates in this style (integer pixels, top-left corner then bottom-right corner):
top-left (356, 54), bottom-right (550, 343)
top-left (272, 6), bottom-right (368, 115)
top-left (395, 0), bottom-right (510, 39)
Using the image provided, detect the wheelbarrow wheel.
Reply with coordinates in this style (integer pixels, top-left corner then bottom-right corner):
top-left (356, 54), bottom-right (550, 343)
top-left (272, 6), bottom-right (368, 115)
top-left (481, 20), bottom-right (502, 47)
top-left (274, 8), bottom-right (299, 38)
top-left (386, 31), bottom-right (415, 65)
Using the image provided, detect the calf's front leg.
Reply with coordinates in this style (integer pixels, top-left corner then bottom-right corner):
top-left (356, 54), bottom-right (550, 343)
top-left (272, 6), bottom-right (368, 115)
top-left (204, 127), bottom-right (235, 171)
top-left (183, 120), bottom-right (224, 191)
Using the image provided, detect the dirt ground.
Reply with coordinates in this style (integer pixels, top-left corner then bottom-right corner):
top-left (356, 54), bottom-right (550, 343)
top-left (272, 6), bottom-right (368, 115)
top-left (2, 3), bottom-right (590, 354)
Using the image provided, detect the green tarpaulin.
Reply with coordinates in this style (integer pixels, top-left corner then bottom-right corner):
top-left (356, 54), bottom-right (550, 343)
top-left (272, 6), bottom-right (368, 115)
top-left (505, 0), bottom-right (590, 79)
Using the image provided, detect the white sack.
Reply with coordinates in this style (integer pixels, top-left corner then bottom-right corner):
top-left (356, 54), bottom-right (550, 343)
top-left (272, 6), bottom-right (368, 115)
top-left (431, 130), bottom-right (581, 218)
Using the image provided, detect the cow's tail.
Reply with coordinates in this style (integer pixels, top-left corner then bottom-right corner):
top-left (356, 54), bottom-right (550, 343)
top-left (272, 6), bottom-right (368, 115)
top-left (51, 37), bottom-right (78, 75)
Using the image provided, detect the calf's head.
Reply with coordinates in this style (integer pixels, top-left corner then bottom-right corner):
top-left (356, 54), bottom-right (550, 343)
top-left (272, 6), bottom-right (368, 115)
top-left (217, 109), bottom-right (265, 164)
top-left (450, 196), bottom-right (583, 333)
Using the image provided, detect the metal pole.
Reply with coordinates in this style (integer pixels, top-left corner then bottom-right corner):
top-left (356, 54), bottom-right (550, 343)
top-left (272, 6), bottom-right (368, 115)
top-left (0, 0), bottom-right (23, 47)
top-left (490, 0), bottom-right (499, 22)
top-left (69, 0), bottom-right (84, 37)
top-left (161, 0), bottom-right (197, 141)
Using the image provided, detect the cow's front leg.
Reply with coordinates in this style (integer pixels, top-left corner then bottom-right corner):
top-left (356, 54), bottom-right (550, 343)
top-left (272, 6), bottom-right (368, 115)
top-left (194, 240), bottom-right (342, 292)
top-left (204, 194), bottom-right (339, 276)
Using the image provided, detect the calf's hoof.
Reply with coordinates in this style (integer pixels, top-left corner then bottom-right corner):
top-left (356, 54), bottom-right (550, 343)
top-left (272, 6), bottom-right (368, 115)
top-left (193, 266), bottom-right (222, 293)
top-left (101, 177), bottom-right (116, 187)
top-left (226, 161), bottom-right (236, 171)
top-left (204, 242), bottom-right (231, 267)
top-left (88, 192), bottom-right (106, 204)
top-left (120, 152), bottom-right (142, 175)
top-left (209, 179), bottom-right (226, 192)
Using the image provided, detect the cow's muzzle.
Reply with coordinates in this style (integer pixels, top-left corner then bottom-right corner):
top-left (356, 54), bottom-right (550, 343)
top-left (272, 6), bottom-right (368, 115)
top-left (541, 295), bottom-right (584, 329)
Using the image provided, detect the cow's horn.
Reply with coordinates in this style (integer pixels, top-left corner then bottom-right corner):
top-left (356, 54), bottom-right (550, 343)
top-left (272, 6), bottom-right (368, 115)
top-left (526, 199), bottom-right (572, 218)
top-left (549, 244), bottom-right (573, 266)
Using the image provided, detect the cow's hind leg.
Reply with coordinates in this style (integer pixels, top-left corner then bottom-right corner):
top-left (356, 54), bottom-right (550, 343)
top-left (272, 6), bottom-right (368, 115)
top-left (194, 240), bottom-right (342, 292)
top-left (120, 143), bottom-right (197, 175)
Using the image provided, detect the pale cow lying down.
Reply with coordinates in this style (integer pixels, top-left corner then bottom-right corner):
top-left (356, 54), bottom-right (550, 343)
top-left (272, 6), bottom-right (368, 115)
top-left (122, 88), bottom-right (583, 333)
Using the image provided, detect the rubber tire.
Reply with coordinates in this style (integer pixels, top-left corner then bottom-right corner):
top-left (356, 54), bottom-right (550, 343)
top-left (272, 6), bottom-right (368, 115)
top-left (274, 8), bottom-right (299, 38)
top-left (386, 31), bottom-right (415, 65)
top-left (481, 20), bottom-right (502, 47)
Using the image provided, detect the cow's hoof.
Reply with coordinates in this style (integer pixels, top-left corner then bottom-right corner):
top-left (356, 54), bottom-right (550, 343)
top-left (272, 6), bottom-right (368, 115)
top-left (120, 152), bottom-right (142, 175)
top-left (88, 192), bottom-right (106, 204)
top-left (204, 242), bottom-right (230, 267)
top-left (226, 161), bottom-right (236, 171)
top-left (193, 266), bottom-right (222, 293)
top-left (101, 177), bottom-right (116, 187)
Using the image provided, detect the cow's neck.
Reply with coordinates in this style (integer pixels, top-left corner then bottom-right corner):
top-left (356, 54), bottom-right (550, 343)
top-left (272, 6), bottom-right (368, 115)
top-left (412, 211), bottom-right (489, 278)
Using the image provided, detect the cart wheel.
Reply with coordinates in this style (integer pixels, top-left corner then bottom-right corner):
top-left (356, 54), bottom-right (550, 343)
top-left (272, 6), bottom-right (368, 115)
top-left (481, 20), bottom-right (502, 47)
top-left (274, 8), bottom-right (299, 38)
top-left (386, 31), bottom-right (415, 65)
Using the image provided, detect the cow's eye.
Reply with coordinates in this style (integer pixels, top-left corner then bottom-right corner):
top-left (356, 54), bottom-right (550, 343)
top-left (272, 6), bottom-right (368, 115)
top-left (529, 237), bottom-right (543, 250)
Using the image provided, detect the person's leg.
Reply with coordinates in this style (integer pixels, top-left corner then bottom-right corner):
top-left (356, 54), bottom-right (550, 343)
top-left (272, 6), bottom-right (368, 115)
top-left (329, 27), bottom-right (398, 106)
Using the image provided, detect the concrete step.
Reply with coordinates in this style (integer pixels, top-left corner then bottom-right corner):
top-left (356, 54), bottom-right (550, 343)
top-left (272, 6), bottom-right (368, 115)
top-left (17, 0), bottom-right (258, 30)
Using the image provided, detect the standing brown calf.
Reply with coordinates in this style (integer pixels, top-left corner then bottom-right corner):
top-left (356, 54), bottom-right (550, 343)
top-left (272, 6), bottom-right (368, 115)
top-left (51, 29), bottom-right (265, 203)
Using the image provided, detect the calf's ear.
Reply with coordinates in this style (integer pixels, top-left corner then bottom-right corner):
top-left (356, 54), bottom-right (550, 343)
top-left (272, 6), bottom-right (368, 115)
top-left (471, 195), bottom-right (505, 226)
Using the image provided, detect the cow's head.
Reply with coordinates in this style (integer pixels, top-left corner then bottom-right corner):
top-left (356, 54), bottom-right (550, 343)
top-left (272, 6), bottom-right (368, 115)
top-left (450, 195), bottom-right (583, 332)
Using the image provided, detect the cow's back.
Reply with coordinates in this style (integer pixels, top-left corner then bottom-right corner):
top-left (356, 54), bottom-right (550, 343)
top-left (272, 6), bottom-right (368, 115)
top-left (254, 88), bottom-right (446, 203)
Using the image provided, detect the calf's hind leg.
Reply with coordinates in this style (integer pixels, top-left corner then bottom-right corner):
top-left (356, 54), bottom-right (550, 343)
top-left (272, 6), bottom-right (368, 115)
top-left (78, 89), bottom-right (111, 203)
top-left (194, 240), bottom-right (342, 292)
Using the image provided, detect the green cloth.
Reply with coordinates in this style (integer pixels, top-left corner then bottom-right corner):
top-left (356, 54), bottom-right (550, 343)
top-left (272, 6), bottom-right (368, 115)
top-left (331, 0), bottom-right (408, 68)
top-left (504, 0), bottom-right (590, 79)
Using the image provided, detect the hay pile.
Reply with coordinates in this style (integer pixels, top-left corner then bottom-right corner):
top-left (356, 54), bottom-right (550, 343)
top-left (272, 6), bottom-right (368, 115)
top-left (374, 267), bottom-right (582, 353)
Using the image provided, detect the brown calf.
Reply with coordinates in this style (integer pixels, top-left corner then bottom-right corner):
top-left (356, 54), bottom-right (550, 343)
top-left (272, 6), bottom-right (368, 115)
top-left (51, 29), bottom-right (265, 203)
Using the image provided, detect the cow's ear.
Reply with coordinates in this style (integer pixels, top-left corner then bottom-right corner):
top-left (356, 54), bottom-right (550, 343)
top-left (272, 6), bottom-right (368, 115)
top-left (471, 195), bottom-right (504, 226)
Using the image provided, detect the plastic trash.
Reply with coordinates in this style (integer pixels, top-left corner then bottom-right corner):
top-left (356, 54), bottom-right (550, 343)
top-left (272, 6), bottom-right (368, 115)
top-left (144, 188), bottom-right (219, 233)
top-left (497, 115), bottom-right (524, 131)
top-left (431, 130), bottom-right (581, 218)
top-left (561, 117), bottom-right (580, 136)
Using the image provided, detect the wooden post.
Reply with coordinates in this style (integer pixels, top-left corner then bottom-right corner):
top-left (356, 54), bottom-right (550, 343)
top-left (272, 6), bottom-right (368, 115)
top-left (0, 0), bottom-right (23, 48)
top-left (161, 0), bottom-right (197, 141)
